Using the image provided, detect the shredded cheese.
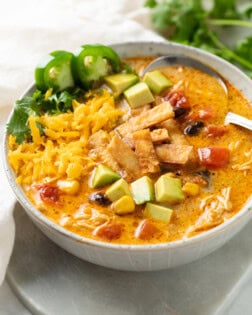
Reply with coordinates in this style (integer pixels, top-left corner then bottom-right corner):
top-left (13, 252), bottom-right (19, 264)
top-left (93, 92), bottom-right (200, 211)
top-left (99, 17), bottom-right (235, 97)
top-left (8, 90), bottom-right (124, 185)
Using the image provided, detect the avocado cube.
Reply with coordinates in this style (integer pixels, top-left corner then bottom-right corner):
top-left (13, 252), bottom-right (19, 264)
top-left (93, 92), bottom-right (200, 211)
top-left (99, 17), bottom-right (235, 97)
top-left (124, 82), bottom-right (154, 108)
top-left (106, 178), bottom-right (131, 202)
top-left (155, 175), bottom-right (185, 204)
top-left (104, 73), bottom-right (139, 94)
top-left (112, 195), bottom-right (135, 215)
top-left (143, 70), bottom-right (173, 94)
top-left (130, 176), bottom-right (154, 205)
top-left (144, 203), bottom-right (173, 223)
top-left (91, 164), bottom-right (121, 188)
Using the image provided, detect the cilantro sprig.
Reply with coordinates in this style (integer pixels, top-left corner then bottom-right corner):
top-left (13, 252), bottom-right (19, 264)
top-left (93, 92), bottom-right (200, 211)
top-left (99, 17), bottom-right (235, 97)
top-left (145, 0), bottom-right (252, 77)
top-left (7, 89), bottom-right (78, 144)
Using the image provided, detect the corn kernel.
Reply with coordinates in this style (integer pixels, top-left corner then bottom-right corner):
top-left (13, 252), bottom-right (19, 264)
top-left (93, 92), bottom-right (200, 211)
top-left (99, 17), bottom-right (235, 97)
top-left (111, 195), bottom-right (135, 215)
top-left (66, 162), bottom-right (83, 179)
top-left (182, 182), bottom-right (200, 196)
top-left (57, 180), bottom-right (80, 195)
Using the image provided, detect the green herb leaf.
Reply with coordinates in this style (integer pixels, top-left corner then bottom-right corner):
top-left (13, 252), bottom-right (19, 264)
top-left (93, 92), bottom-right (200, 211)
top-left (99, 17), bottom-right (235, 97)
top-left (210, 0), bottom-right (240, 19)
top-left (144, 0), bottom-right (157, 8)
top-left (7, 88), bottom-right (79, 143)
top-left (6, 96), bottom-right (37, 143)
top-left (243, 5), bottom-right (252, 19)
top-left (235, 36), bottom-right (252, 64)
top-left (47, 91), bottom-right (73, 114)
top-left (145, 0), bottom-right (252, 76)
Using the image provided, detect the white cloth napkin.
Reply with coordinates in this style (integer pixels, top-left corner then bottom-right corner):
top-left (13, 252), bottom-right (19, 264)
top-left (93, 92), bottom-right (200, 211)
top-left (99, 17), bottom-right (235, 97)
top-left (0, 0), bottom-right (164, 284)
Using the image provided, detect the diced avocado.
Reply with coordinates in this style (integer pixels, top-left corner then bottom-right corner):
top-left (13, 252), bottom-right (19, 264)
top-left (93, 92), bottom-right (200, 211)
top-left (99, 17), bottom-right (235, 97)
top-left (91, 164), bottom-right (121, 188)
top-left (104, 73), bottom-right (139, 94)
top-left (144, 203), bottom-right (173, 223)
top-left (112, 195), bottom-right (135, 215)
top-left (106, 178), bottom-right (131, 202)
top-left (143, 70), bottom-right (173, 94)
top-left (130, 176), bottom-right (154, 205)
top-left (155, 175), bottom-right (185, 204)
top-left (124, 82), bottom-right (154, 108)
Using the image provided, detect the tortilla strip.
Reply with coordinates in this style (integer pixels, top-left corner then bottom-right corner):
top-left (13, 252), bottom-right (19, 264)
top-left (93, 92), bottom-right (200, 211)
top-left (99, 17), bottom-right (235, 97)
top-left (158, 119), bottom-right (188, 145)
top-left (88, 130), bottom-right (122, 174)
top-left (132, 129), bottom-right (160, 174)
top-left (108, 135), bottom-right (141, 181)
top-left (123, 128), bottom-right (170, 149)
top-left (116, 102), bottom-right (174, 137)
top-left (150, 128), bottom-right (170, 143)
top-left (155, 143), bottom-right (193, 165)
top-left (131, 104), bottom-right (151, 117)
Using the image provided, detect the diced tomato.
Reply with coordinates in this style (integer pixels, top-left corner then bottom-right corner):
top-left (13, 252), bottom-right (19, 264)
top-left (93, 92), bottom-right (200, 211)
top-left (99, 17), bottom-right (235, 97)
top-left (37, 184), bottom-right (60, 204)
top-left (205, 125), bottom-right (227, 137)
top-left (186, 107), bottom-right (215, 123)
top-left (94, 222), bottom-right (123, 240)
top-left (164, 91), bottom-right (190, 108)
top-left (134, 219), bottom-right (159, 240)
top-left (198, 108), bottom-right (215, 120)
top-left (198, 147), bottom-right (229, 168)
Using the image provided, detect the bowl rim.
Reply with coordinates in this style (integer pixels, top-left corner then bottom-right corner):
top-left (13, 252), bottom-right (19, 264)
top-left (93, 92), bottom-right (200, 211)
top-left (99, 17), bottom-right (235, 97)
top-left (3, 40), bottom-right (252, 252)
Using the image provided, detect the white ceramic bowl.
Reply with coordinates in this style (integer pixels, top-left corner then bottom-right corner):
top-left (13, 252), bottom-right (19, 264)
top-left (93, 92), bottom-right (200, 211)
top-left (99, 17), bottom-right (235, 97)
top-left (3, 42), bottom-right (252, 271)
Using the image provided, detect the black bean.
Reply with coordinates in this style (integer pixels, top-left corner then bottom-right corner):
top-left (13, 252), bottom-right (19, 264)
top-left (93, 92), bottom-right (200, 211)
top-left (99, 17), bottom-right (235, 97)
top-left (195, 169), bottom-right (211, 178)
top-left (89, 192), bottom-right (111, 206)
top-left (173, 106), bottom-right (187, 118)
top-left (184, 121), bottom-right (204, 136)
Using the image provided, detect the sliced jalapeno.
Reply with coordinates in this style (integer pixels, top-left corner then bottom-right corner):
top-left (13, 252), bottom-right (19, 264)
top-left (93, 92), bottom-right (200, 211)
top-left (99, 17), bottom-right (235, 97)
top-left (35, 50), bottom-right (75, 92)
top-left (73, 44), bottom-right (121, 89)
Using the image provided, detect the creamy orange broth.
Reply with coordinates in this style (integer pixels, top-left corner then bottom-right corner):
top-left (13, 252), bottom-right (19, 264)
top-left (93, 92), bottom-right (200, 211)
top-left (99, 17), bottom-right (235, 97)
top-left (9, 57), bottom-right (252, 244)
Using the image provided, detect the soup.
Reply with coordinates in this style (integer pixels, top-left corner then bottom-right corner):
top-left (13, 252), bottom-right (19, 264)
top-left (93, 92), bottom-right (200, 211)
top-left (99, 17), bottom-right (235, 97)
top-left (7, 51), bottom-right (252, 245)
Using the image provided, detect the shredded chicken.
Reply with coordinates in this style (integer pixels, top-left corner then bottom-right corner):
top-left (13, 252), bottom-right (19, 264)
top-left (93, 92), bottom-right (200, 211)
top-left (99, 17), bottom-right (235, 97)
top-left (73, 205), bottom-right (110, 230)
top-left (186, 187), bottom-right (232, 237)
top-left (232, 148), bottom-right (252, 172)
top-left (59, 205), bottom-right (110, 230)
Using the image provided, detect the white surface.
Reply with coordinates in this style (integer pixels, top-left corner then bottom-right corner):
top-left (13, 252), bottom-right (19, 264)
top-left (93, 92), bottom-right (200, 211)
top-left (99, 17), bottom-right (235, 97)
top-left (0, 104), bottom-right (15, 284)
top-left (0, 0), bottom-right (252, 313)
top-left (0, 282), bottom-right (31, 315)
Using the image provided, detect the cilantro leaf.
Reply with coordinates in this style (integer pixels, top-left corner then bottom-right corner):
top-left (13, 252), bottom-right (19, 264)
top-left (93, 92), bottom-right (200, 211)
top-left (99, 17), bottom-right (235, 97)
top-left (144, 0), bottom-right (157, 8)
top-left (7, 89), bottom-right (78, 143)
top-left (46, 91), bottom-right (73, 114)
top-left (6, 97), bottom-right (36, 143)
top-left (210, 0), bottom-right (240, 19)
top-left (30, 90), bottom-right (73, 114)
top-left (235, 36), bottom-right (252, 64)
top-left (145, 0), bottom-right (252, 77)
top-left (148, 0), bottom-right (205, 42)
top-left (243, 5), bottom-right (252, 19)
